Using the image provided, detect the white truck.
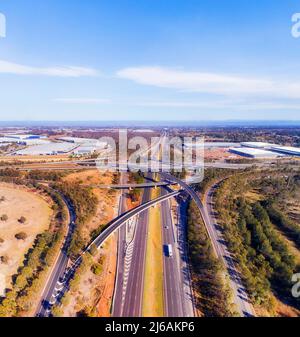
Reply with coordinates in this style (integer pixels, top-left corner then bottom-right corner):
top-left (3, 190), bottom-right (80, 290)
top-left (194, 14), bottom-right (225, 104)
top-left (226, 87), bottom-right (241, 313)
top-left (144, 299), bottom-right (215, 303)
top-left (166, 244), bottom-right (173, 258)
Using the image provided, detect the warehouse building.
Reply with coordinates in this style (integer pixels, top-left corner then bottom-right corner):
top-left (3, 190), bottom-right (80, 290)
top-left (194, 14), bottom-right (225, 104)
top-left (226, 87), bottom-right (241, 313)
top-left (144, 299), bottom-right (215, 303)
top-left (73, 146), bottom-right (97, 155)
top-left (240, 142), bottom-right (277, 149)
top-left (6, 134), bottom-right (45, 140)
top-left (229, 147), bottom-right (282, 159)
top-left (15, 142), bottom-right (77, 156)
top-left (269, 146), bottom-right (300, 156)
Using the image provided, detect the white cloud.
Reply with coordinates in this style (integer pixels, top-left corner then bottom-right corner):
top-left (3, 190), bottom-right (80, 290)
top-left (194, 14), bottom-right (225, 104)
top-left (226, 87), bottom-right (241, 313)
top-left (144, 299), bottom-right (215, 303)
top-left (117, 66), bottom-right (300, 99)
top-left (54, 98), bottom-right (111, 104)
top-left (0, 59), bottom-right (98, 77)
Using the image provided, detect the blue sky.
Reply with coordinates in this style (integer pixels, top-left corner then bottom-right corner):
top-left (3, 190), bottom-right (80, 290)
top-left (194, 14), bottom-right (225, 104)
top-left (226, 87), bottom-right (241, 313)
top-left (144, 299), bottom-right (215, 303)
top-left (0, 0), bottom-right (300, 121)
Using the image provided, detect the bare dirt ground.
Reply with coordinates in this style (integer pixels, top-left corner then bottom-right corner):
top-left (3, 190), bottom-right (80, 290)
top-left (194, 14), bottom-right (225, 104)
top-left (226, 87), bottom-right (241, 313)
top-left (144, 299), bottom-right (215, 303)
top-left (62, 239), bottom-right (116, 317)
top-left (204, 148), bottom-right (238, 161)
top-left (0, 183), bottom-right (52, 295)
top-left (0, 154), bottom-right (71, 163)
top-left (97, 236), bottom-right (117, 317)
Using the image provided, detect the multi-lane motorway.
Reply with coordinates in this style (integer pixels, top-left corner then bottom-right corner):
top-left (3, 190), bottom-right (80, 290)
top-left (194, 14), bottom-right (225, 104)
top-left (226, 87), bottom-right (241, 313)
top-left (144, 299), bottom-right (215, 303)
top-left (121, 187), bottom-right (151, 317)
top-left (161, 187), bottom-right (194, 317)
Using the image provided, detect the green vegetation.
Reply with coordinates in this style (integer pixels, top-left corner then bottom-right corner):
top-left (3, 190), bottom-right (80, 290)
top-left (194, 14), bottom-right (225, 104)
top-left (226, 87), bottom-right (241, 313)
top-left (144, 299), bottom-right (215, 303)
top-left (127, 188), bottom-right (141, 203)
top-left (187, 201), bottom-right (234, 317)
top-left (91, 263), bottom-right (102, 275)
top-left (130, 171), bottom-right (145, 184)
top-left (214, 173), bottom-right (300, 312)
top-left (266, 204), bottom-right (300, 249)
top-left (26, 170), bottom-right (65, 181)
top-left (53, 182), bottom-right (98, 259)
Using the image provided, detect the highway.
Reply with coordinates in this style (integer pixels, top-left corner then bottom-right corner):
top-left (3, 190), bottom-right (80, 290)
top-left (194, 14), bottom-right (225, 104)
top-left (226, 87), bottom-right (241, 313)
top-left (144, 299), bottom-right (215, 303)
top-left (161, 187), bottom-right (184, 317)
top-left (161, 172), bottom-right (255, 317)
top-left (36, 195), bottom-right (76, 317)
top-left (121, 186), bottom-right (151, 317)
top-left (112, 173), bottom-right (128, 317)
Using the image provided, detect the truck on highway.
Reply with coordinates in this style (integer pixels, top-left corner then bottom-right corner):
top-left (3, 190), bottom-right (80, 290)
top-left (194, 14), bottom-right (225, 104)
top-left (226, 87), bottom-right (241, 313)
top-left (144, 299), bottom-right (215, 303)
top-left (166, 244), bottom-right (173, 258)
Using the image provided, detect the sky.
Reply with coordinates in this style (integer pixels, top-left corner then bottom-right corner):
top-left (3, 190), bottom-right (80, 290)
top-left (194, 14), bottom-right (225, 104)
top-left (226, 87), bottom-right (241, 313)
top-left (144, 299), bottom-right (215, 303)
top-left (0, 0), bottom-right (300, 121)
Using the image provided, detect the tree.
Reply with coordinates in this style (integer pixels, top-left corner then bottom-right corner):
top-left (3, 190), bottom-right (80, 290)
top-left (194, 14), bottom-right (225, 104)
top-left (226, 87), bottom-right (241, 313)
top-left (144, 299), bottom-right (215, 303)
top-left (91, 263), bottom-right (102, 275)
top-left (0, 255), bottom-right (9, 264)
top-left (0, 214), bottom-right (8, 221)
top-left (15, 232), bottom-right (27, 240)
top-left (18, 216), bottom-right (27, 224)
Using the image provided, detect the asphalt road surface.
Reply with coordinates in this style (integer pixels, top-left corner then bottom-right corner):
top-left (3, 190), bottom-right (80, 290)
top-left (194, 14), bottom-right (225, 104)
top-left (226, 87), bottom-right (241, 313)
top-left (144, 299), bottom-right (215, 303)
top-left (112, 173), bottom-right (128, 317)
top-left (121, 186), bottom-right (151, 317)
top-left (161, 188), bottom-right (184, 317)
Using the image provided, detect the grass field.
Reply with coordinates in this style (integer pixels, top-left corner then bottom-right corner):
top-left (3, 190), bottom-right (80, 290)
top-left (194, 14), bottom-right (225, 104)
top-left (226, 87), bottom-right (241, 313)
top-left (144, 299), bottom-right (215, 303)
top-left (142, 188), bottom-right (164, 317)
top-left (0, 183), bottom-right (51, 296)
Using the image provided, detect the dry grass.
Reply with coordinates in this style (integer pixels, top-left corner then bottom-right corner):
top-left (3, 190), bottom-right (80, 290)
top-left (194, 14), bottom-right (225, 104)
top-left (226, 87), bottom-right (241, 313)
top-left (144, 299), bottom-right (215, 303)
top-left (0, 183), bottom-right (52, 295)
top-left (62, 237), bottom-right (117, 317)
top-left (245, 190), bottom-right (264, 203)
top-left (142, 188), bottom-right (164, 317)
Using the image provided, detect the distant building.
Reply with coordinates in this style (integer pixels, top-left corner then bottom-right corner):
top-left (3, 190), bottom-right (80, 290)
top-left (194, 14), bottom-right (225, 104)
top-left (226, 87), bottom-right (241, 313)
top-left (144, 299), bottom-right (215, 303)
top-left (240, 142), bottom-right (277, 149)
top-left (269, 146), bottom-right (300, 157)
top-left (73, 146), bottom-right (97, 155)
top-left (57, 137), bottom-right (100, 145)
top-left (6, 134), bottom-right (44, 140)
top-left (15, 142), bottom-right (76, 156)
top-left (229, 148), bottom-right (282, 159)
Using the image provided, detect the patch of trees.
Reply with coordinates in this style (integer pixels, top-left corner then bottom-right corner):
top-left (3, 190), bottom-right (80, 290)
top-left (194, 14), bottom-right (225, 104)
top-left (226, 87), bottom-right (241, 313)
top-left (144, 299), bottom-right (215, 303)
top-left (26, 170), bottom-right (65, 182)
top-left (266, 203), bottom-right (300, 249)
top-left (0, 168), bottom-right (21, 178)
top-left (129, 171), bottom-right (144, 184)
top-left (127, 188), bottom-right (141, 203)
top-left (53, 182), bottom-right (98, 259)
top-left (194, 168), bottom-right (234, 193)
top-left (187, 201), bottom-right (234, 317)
top-left (0, 230), bottom-right (64, 317)
top-left (215, 178), bottom-right (299, 311)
